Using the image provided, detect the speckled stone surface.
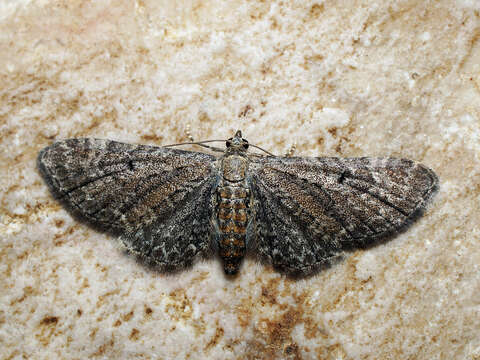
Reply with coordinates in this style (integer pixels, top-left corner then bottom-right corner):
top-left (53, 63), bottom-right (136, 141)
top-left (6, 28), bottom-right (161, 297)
top-left (1, 1), bottom-right (479, 359)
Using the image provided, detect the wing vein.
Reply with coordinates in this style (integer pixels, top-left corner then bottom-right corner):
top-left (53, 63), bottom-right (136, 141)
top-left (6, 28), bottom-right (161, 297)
top-left (343, 181), bottom-right (410, 217)
top-left (60, 169), bottom-right (126, 197)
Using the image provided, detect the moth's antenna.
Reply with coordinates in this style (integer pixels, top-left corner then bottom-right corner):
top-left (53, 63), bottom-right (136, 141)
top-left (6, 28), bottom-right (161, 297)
top-left (163, 136), bottom-right (276, 157)
top-left (163, 139), bottom-right (226, 153)
top-left (163, 139), bottom-right (225, 147)
top-left (249, 144), bottom-right (276, 157)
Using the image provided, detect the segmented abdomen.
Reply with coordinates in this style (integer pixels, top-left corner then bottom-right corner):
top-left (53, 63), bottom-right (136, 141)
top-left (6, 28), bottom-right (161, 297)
top-left (217, 184), bottom-right (249, 274)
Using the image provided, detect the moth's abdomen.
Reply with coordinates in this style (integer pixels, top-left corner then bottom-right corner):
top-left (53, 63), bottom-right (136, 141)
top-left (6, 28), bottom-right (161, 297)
top-left (217, 184), bottom-right (249, 275)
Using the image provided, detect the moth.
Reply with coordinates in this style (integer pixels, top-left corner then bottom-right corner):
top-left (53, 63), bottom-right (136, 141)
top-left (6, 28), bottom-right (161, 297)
top-left (37, 130), bottom-right (438, 276)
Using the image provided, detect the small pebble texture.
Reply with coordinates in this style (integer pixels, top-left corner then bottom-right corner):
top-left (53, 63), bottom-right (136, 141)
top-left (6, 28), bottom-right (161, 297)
top-left (1, 1), bottom-right (479, 359)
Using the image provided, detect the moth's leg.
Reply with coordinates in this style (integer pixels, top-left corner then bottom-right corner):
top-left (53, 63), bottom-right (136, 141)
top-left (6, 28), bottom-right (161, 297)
top-left (209, 176), bottom-right (222, 253)
top-left (185, 124), bottom-right (195, 142)
top-left (285, 142), bottom-right (297, 157)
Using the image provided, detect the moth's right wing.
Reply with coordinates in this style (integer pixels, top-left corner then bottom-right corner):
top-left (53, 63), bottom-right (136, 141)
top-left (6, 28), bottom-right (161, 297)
top-left (38, 138), bottom-right (219, 271)
top-left (248, 156), bottom-right (438, 276)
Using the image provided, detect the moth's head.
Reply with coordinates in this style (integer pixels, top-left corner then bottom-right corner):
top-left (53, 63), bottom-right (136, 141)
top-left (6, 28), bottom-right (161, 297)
top-left (226, 130), bottom-right (249, 153)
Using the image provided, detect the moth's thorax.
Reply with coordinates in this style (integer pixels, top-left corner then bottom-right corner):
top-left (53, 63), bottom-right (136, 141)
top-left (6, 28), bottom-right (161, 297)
top-left (217, 153), bottom-right (251, 275)
top-left (221, 153), bottom-right (248, 182)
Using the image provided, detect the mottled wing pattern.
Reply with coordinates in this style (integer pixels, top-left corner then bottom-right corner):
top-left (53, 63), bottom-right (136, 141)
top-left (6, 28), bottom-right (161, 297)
top-left (37, 139), bottom-right (218, 271)
top-left (249, 156), bottom-right (438, 276)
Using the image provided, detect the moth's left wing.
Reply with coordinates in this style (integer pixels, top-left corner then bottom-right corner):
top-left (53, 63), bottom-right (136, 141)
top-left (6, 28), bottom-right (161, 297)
top-left (38, 138), bottom-right (219, 271)
top-left (248, 156), bottom-right (438, 276)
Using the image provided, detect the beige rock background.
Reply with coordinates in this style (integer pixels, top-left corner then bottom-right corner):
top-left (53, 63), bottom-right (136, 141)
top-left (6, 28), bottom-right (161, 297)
top-left (1, 0), bottom-right (479, 359)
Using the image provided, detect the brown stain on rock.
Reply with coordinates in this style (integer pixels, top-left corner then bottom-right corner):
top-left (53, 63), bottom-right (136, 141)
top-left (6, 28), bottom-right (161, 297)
top-left (204, 323), bottom-right (225, 351)
top-left (167, 288), bottom-right (193, 321)
top-left (90, 327), bottom-right (98, 340)
top-left (283, 342), bottom-right (301, 360)
top-left (144, 305), bottom-right (153, 316)
top-left (234, 273), bottom-right (352, 359)
top-left (235, 277), bottom-right (310, 358)
top-left (309, 3), bottom-right (325, 18)
top-left (236, 294), bottom-right (254, 329)
top-left (141, 133), bottom-right (164, 143)
top-left (238, 104), bottom-right (253, 118)
top-left (190, 271), bottom-right (209, 283)
top-left (129, 328), bottom-right (140, 341)
top-left (53, 226), bottom-right (76, 246)
top-left (316, 136), bottom-right (324, 147)
top-left (262, 308), bottom-right (300, 346)
top-left (40, 316), bottom-right (58, 326)
top-left (167, 288), bottom-right (206, 336)
top-left (261, 285), bottom-right (277, 306)
top-left (36, 315), bottom-right (60, 346)
top-left (10, 286), bottom-right (35, 305)
top-left (90, 337), bottom-right (115, 358)
top-left (122, 310), bottom-right (134, 322)
top-left (328, 127), bottom-right (338, 137)
top-left (96, 288), bottom-right (120, 307)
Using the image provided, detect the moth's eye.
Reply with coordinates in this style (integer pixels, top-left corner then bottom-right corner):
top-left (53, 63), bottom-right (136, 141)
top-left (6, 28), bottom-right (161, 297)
top-left (226, 138), bottom-right (232, 147)
top-left (243, 142), bottom-right (249, 149)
